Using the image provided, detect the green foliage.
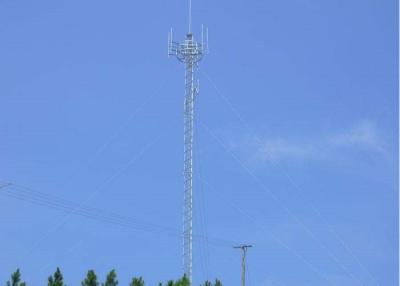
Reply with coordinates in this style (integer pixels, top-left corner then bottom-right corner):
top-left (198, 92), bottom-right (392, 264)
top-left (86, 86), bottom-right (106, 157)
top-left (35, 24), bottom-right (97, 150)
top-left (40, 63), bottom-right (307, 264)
top-left (5, 268), bottom-right (223, 286)
top-left (48, 267), bottom-right (64, 286)
top-left (6, 269), bottom-right (25, 286)
top-left (173, 275), bottom-right (189, 286)
top-left (102, 270), bottom-right (118, 286)
top-left (161, 274), bottom-right (224, 286)
top-left (81, 270), bottom-right (98, 286)
top-left (214, 279), bottom-right (222, 286)
top-left (129, 277), bottom-right (144, 286)
top-left (199, 278), bottom-right (222, 286)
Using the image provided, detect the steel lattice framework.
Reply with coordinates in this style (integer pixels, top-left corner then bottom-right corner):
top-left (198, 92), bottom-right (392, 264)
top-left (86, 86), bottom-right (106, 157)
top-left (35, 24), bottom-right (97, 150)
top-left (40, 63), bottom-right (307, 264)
top-left (168, 20), bottom-right (208, 284)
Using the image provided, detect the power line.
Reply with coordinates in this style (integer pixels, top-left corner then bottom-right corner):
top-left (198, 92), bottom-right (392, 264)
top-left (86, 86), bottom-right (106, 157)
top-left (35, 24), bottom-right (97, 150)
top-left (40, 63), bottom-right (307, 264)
top-left (200, 178), bottom-right (335, 286)
top-left (0, 183), bottom-right (238, 248)
top-left (201, 69), bottom-right (379, 286)
top-left (12, 135), bottom-right (161, 261)
top-left (199, 121), bottom-right (367, 285)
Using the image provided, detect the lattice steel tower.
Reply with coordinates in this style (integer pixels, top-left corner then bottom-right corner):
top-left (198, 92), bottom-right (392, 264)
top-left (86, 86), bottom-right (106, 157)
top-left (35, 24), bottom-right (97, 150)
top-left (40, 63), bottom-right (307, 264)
top-left (168, 0), bottom-right (208, 283)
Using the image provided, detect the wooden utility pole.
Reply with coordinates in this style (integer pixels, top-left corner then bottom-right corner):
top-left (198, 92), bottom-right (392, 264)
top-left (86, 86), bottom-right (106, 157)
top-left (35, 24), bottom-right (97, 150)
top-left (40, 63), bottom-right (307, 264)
top-left (234, 245), bottom-right (252, 286)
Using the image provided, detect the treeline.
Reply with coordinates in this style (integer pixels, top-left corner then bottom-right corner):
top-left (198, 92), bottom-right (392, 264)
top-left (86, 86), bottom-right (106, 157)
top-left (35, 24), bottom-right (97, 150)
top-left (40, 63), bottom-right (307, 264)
top-left (5, 268), bottom-right (222, 286)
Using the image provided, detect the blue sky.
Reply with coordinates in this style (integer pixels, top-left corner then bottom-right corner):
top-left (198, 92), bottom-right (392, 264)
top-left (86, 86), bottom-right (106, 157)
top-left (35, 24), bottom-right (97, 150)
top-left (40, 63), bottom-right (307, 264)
top-left (0, 1), bottom-right (398, 286)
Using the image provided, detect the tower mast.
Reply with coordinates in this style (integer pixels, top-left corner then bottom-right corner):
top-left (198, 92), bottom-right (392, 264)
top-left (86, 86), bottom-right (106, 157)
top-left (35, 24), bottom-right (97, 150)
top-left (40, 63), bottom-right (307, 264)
top-left (168, 1), bottom-right (208, 284)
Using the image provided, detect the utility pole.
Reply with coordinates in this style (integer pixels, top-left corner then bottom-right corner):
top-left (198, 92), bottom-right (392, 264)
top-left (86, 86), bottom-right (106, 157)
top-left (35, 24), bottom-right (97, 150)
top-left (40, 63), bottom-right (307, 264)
top-left (168, 0), bottom-right (208, 284)
top-left (234, 245), bottom-right (252, 286)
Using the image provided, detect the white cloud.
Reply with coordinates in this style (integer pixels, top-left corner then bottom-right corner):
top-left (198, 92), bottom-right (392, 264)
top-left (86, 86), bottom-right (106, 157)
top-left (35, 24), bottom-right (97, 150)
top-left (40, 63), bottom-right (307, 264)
top-left (245, 120), bottom-right (386, 162)
top-left (330, 120), bottom-right (385, 153)
top-left (255, 139), bottom-right (316, 161)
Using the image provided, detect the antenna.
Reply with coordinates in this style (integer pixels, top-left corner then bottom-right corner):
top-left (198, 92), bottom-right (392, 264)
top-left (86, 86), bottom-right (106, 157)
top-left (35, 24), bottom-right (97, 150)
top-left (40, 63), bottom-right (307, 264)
top-left (189, 0), bottom-right (192, 33)
top-left (234, 245), bottom-right (253, 286)
top-left (168, 1), bottom-right (208, 284)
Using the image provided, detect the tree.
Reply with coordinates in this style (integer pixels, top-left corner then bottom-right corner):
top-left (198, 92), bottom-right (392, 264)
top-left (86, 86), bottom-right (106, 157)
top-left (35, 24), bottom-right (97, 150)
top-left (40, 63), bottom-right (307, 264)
top-left (174, 275), bottom-right (189, 286)
top-left (102, 270), bottom-right (118, 286)
top-left (129, 277), bottom-right (144, 286)
top-left (200, 278), bottom-right (222, 286)
top-left (6, 269), bottom-right (25, 286)
top-left (4, 269), bottom-right (224, 286)
top-left (48, 267), bottom-right (64, 286)
top-left (81, 270), bottom-right (98, 286)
